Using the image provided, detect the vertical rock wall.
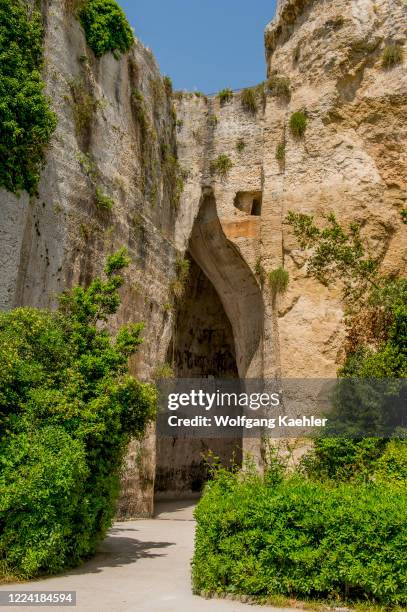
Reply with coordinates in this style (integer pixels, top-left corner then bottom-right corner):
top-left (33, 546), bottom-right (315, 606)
top-left (0, 0), bottom-right (405, 512)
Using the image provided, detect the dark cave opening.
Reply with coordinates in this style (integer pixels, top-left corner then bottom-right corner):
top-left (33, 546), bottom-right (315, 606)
top-left (154, 256), bottom-right (242, 499)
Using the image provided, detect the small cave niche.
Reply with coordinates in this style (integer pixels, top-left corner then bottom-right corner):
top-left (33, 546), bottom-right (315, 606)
top-left (234, 190), bottom-right (262, 216)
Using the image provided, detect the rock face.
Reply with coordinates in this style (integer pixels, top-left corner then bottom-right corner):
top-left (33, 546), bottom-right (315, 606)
top-left (0, 0), bottom-right (406, 513)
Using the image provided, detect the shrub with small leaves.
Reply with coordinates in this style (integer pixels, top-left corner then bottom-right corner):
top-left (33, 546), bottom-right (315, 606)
top-left (79, 0), bottom-right (134, 58)
top-left (210, 154), bottom-right (233, 178)
top-left (382, 43), bottom-right (404, 68)
top-left (289, 110), bottom-right (307, 137)
top-left (193, 468), bottom-right (407, 606)
top-left (268, 267), bottom-right (289, 294)
top-left (218, 88), bottom-right (233, 105)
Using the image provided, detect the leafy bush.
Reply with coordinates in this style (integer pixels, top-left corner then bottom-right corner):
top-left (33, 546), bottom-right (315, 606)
top-left (268, 267), bottom-right (289, 294)
top-left (193, 469), bottom-right (407, 606)
top-left (374, 440), bottom-right (407, 486)
top-left (218, 88), bottom-right (233, 105)
top-left (0, 0), bottom-right (57, 195)
top-left (382, 44), bottom-right (404, 68)
top-left (210, 154), bottom-right (233, 178)
top-left (289, 110), bottom-right (307, 137)
top-left (79, 0), bottom-right (134, 58)
top-left (0, 250), bottom-right (156, 580)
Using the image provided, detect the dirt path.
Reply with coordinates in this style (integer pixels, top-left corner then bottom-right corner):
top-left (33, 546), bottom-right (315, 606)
top-left (0, 501), bottom-right (295, 611)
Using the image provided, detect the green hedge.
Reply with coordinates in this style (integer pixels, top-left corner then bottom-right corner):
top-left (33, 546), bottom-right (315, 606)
top-left (0, 0), bottom-right (57, 195)
top-left (0, 251), bottom-right (156, 580)
top-left (193, 470), bottom-right (407, 606)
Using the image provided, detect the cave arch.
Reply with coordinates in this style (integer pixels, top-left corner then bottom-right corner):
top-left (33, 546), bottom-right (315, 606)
top-left (155, 188), bottom-right (265, 499)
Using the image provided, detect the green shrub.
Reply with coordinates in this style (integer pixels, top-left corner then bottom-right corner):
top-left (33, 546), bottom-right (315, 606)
top-left (79, 0), bottom-right (134, 58)
top-left (374, 440), bottom-right (407, 486)
top-left (208, 113), bottom-right (218, 127)
top-left (0, 251), bottom-right (156, 580)
top-left (289, 110), bottom-right (307, 137)
top-left (267, 74), bottom-right (290, 98)
top-left (0, 0), bottom-right (57, 195)
top-left (382, 44), bottom-right (404, 68)
top-left (95, 186), bottom-right (114, 211)
top-left (210, 154), bottom-right (233, 178)
top-left (218, 88), bottom-right (233, 105)
top-left (275, 142), bottom-right (285, 162)
top-left (268, 267), bottom-right (289, 294)
top-left (193, 470), bottom-right (407, 605)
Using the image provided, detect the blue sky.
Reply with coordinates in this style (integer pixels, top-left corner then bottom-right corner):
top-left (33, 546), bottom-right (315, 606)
top-left (119, 1), bottom-right (277, 93)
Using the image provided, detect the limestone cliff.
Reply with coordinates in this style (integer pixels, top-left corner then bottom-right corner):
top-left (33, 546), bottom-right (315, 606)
top-left (0, 0), bottom-right (406, 512)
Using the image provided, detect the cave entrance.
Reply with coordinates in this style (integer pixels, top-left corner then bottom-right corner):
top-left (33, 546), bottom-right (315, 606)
top-left (154, 255), bottom-right (242, 499)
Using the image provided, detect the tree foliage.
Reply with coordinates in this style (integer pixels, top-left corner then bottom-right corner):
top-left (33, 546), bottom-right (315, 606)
top-left (0, 250), bottom-right (156, 579)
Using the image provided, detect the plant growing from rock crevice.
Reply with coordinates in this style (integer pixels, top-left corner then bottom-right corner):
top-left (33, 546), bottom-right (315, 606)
top-left (78, 0), bottom-right (134, 58)
top-left (218, 88), bottom-right (233, 105)
top-left (267, 74), bottom-right (291, 99)
top-left (382, 43), bottom-right (404, 68)
top-left (236, 138), bottom-right (246, 153)
top-left (268, 267), bottom-right (289, 295)
top-left (69, 77), bottom-right (99, 146)
top-left (289, 110), bottom-right (307, 138)
top-left (210, 154), bottom-right (233, 179)
top-left (95, 187), bottom-right (114, 211)
top-left (255, 257), bottom-right (266, 287)
top-left (170, 257), bottom-right (191, 300)
top-left (275, 142), bottom-right (286, 163)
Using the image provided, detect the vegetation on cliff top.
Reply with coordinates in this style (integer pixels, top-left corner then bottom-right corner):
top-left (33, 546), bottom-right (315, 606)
top-left (79, 0), bottom-right (134, 58)
top-left (0, 0), bottom-right (57, 195)
top-left (0, 249), bottom-right (156, 580)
